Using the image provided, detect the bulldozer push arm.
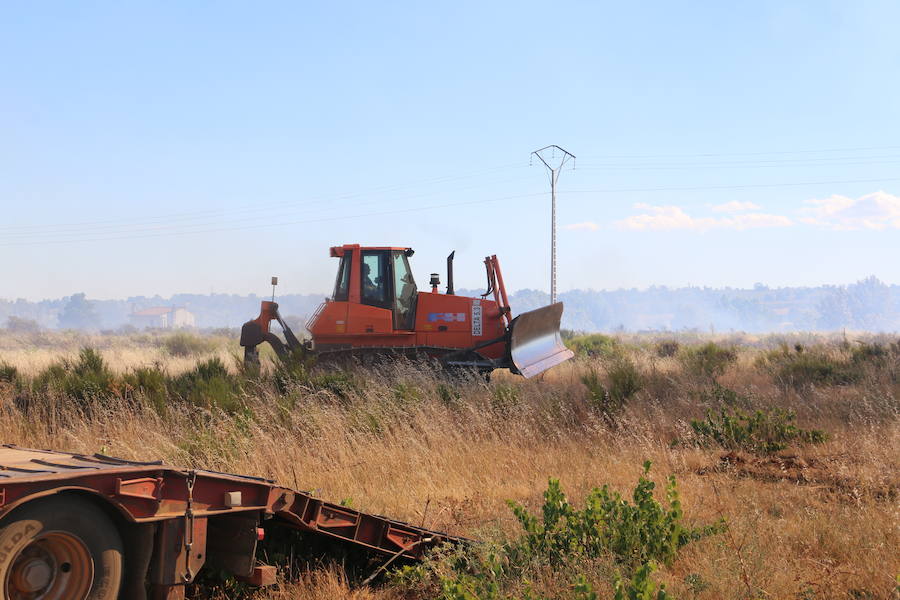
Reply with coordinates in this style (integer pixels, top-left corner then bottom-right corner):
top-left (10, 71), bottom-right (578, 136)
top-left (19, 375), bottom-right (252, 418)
top-left (240, 301), bottom-right (304, 366)
top-left (240, 245), bottom-right (573, 378)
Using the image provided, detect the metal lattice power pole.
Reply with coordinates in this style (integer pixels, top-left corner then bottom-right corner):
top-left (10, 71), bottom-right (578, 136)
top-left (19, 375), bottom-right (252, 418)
top-left (531, 145), bottom-right (575, 305)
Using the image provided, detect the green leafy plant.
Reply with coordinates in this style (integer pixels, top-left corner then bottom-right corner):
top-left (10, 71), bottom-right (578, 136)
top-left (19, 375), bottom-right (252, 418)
top-left (311, 371), bottom-right (360, 401)
top-left (415, 464), bottom-right (719, 599)
top-left (698, 384), bottom-right (755, 411)
top-left (572, 576), bottom-right (598, 600)
top-left (655, 341), bottom-right (680, 358)
top-left (690, 407), bottom-right (827, 453)
top-left (678, 342), bottom-right (737, 380)
top-left (582, 360), bottom-right (642, 426)
top-left (4, 316), bottom-right (40, 333)
top-left (759, 344), bottom-right (860, 389)
top-left (613, 562), bottom-right (672, 600)
top-left (436, 382), bottom-right (462, 408)
top-left (682, 573), bottom-right (709, 598)
top-left (435, 553), bottom-right (601, 600)
top-left (566, 334), bottom-right (621, 359)
top-left (170, 357), bottom-right (242, 411)
top-left (121, 364), bottom-right (169, 413)
top-left (507, 462), bottom-right (723, 572)
top-left (271, 346), bottom-right (314, 393)
top-left (0, 361), bottom-right (18, 384)
top-left (33, 347), bottom-right (115, 403)
top-left (393, 381), bottom-right (423, 406)
top-left (161, 332), bottom-right (216, 357)
top-left (438, 551), bottom-right (505, 600)
top-left (490, 383), bottom-right (520, 416)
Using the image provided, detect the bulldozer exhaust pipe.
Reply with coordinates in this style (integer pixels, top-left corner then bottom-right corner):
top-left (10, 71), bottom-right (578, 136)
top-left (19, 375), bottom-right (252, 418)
top-left (446, 251), bottom-right (455, 295)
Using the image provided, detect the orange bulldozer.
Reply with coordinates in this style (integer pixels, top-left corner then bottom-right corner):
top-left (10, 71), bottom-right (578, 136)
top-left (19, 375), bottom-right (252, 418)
top-left (240, 244), bottom-right (573, 378)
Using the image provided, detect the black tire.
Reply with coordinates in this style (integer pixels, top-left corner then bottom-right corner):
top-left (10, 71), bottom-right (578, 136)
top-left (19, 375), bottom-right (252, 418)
top-left (0, 495), bottom-right (124, 600)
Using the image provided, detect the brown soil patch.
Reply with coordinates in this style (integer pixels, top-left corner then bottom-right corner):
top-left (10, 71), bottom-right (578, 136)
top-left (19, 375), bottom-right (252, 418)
top-left (698, 451), bottom-right (899, 502)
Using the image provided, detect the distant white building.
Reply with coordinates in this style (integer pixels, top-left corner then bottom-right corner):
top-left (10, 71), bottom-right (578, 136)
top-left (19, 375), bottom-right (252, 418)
top-left (129, 306), bottom-right (196, 329)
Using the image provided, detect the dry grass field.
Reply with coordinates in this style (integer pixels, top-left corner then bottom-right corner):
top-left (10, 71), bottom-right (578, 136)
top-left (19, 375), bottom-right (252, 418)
top-left (0, 330), bottom-right (897, 599)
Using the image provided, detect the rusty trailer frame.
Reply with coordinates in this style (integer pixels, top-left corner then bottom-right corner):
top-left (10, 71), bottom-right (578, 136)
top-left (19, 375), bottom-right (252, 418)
top-left (0, 445), bottom-right (459, 599)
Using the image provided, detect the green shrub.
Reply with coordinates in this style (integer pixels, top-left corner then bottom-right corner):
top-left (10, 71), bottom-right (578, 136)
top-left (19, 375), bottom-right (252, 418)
top-left (399, 464), bottom-right (719, 599)
top-left (271, 347), bottom-right (314, 393)
top-left (4, 316), bottom-right (40, 333)
top-left (436, 383), bottom-right (462, 408)
top-left (607, 360), bottom-right (643, 404)
top-left (437, 551), bottom-right (505, 600)
top-left (393, 381), bottom-right (423, 406)
top-left (566, 334), bottom-right (620, 359)
top-left (437, 567), bottom-right (603, 600)
top-left (162, 332), bottom-right (216, 357)
top-left (689, 407), bottom-right (828, 454)
top-left (850, 342), bottom-right (889, 364)
top-left (311, 371), bottom-right (360, 400)
top-left (613, 563), bottom-right (673, 600)
top-left (0, 362), bottom-right (17, 383)
top-left (490, 383), bottom-right (520, 416)
top-left (761, 345), bottom-right (859, 389)
top-left (170, 357), bottom-right (242, 411)
top-left (698, 384), bottom-right (755, 411)
top-left (175, 416), bottom-right (249, 464)
top-left (582, 360), bottom-right (642, 425)
top-left (573, 576), bottom-right (598, 600)
top-left (507, 463), bottom-right (722, 572)
top-left (122, 365), bottom-right (169, 413)
top-left (33, 347), bottom-right (115, 403)
top-left (677, 342), bottom-right (736, 380)
top-left (848, 342), bottom-right (899, 380)
top-left (655, 341), bottom-right (680, 358)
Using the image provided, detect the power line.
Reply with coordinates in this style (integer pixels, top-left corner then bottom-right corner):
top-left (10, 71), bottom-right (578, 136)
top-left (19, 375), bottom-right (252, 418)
top-left (3, 148), bottom-right (894, 234)
top-left (0, 192), bottom-right (549, 247)
top-left (577, 152), bottom-right (900, 166)
top-left (1, 174), bottom-right (896, 246)
top-left (574, 158), bottom-right (900, 171)
top-left (0, 174), bottom-right (531, 240)
top-left (561, 176), bottom-right (900, 195)
top-left (579, 144), bottom-right (900, 160)
top-left (0, 162), bottom-right (530, 234)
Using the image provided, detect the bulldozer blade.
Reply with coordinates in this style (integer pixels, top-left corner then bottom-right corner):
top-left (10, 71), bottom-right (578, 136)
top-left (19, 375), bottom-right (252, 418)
top-left (508, 302), bottom-right (574, 378)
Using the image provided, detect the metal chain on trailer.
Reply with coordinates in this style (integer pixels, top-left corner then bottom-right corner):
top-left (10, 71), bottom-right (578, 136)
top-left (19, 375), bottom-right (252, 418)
top-left (183, 470), bottom-right (197, 582)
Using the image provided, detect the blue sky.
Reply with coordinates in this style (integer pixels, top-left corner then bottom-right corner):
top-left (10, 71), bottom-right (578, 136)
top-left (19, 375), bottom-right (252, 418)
top-left (2, 1), bottom-right (899, 300)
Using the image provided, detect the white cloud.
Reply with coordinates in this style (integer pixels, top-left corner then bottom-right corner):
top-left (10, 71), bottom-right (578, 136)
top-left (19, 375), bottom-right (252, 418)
top-left (710, 200), bottom-right (761, 213)
top-left (565, 221), bottom-right (599, 231)
top-left (799, 191), bottom-right (900, 230)
top-left (616, 203), bottom-right (793, 232)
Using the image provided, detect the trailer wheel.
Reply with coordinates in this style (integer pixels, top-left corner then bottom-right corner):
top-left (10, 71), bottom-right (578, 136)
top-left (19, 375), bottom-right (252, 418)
top-left (0, 495), bottom-right (123, 600)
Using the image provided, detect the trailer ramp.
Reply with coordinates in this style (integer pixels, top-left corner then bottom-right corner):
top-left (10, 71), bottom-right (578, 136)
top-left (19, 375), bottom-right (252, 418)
top-left (0, 445), bottom-right (462, 599)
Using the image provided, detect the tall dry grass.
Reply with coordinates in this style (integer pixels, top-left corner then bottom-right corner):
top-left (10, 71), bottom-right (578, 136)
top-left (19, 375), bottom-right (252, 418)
top-left (0, 329), bottom-right (237, 376)
top-left (0, 332), bottom-right (897, 599)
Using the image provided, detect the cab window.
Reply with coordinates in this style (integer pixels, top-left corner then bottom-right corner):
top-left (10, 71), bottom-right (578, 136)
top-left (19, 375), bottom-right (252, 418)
top-left (361, 250), bottom-right (390, 308)
top-left (332, 254), bottom-right (351, 301)
top-left (392, 251), bottom-right (417, 329)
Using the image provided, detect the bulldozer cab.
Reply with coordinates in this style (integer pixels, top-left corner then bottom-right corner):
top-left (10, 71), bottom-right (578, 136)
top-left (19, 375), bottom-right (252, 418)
top-left (332, 246), bottom-right (418, 330)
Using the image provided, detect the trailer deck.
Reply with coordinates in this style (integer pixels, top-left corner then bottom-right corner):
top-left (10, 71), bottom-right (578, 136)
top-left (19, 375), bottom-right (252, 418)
top-left (0, 445), bottom-right (459, 599)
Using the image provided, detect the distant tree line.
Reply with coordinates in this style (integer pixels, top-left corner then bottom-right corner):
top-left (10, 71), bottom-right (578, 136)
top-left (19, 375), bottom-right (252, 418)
top-left (2, 277), bottom-right (899, 333)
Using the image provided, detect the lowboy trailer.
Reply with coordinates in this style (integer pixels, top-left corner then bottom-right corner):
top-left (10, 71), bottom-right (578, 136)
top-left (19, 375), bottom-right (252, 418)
top-left (0, 445), bottom-right (459, 600)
